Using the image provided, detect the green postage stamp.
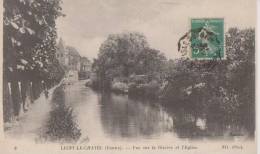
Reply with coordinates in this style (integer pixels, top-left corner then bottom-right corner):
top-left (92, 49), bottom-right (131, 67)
top-left (191, 18), bottom-right (224, 59)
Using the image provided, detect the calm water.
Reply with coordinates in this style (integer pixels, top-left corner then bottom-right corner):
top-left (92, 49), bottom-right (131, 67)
top-left (44, 80), bottom-right (252, 142)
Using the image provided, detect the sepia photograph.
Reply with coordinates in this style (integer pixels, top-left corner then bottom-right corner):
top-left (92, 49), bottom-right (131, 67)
top-left (1, 0), bottom-right (257, 153)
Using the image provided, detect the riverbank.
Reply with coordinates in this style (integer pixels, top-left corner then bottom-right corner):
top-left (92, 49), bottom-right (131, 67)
top-left (4, 81), bottom-right (62, 140)
top-left (85, 78), bottom-right (162, 100)
top-left (4, 79), bottom-right (253, 143)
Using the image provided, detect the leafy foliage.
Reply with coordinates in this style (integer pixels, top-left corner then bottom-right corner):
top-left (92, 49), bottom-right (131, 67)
top-left (4, 0), bottom-right (64, 81)
top-left (162, 28), bottom-right (255, 134)
top-left (93, 32), bottom-right (166, 89)
top-left (45, 85), bottom-right (81, 142)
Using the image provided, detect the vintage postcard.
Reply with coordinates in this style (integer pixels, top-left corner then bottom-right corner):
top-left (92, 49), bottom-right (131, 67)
top-left (0, 0), bottom-right (257, 154)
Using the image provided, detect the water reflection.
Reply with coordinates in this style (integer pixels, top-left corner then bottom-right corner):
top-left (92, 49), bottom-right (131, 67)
top-left (41, 81), bottom-right (252, 143)
top-left (98, 92), bottom-right (252, 140)
top-left (164, 105), bottom-right (252, 139)
top-left (99, 93), bottom-right (174, 139)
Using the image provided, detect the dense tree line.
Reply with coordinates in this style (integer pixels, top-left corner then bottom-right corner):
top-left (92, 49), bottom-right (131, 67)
top-left (93, 29), bottom-right (255, 135)
top-left (162, 28), bottom-right (255, 135)
top-left (92, 32), bottom-right (166, 91)
top-left (3, 0), bottom-right (64, 121)
top-left (4, 0), bottom-right (64, 82)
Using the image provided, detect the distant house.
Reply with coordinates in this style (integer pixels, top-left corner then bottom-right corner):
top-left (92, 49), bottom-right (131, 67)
top-left (56, 38), bottom-right (81, 72)
top-left (80, 57), bottom-right (91, 72)
top-left (78, 57), bottom-right (92, 80)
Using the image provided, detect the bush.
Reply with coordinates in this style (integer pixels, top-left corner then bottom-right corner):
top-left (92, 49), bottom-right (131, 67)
top-left (44, 86), bottom-right (81, 143)
top-left (111, 82), bottom-right (128, 93)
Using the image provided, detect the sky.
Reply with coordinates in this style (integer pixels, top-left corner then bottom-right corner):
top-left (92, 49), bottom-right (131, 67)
top-left (56, 0), bottom-right (256, 60)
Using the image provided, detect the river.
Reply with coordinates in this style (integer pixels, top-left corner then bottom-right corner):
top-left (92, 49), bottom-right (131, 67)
top-left (42, 80), bottom-right (252, 143)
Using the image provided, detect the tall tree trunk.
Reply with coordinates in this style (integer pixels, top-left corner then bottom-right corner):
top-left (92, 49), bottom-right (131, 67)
top-left (10, 81), bottom-right (22, 117)
top-left (3, 80), bottom-right (14, 122)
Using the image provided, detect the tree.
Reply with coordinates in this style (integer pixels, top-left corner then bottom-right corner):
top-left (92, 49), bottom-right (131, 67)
top-left (162, 28), bottom-right (255, 135)
top-left (96, 32), bottom-right (149, 78)
top-left (3, 0), bottom-right (64, 119)
top-left (93, 32), bottom-right (167, 89)
top-left (4, 0), bottom-right (64, 81)
top-left (225, 28), bottom-right (255, 133)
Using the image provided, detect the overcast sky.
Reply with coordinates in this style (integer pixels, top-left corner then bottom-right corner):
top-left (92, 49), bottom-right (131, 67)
top-left (56, 0), bottom-right (256, 60)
